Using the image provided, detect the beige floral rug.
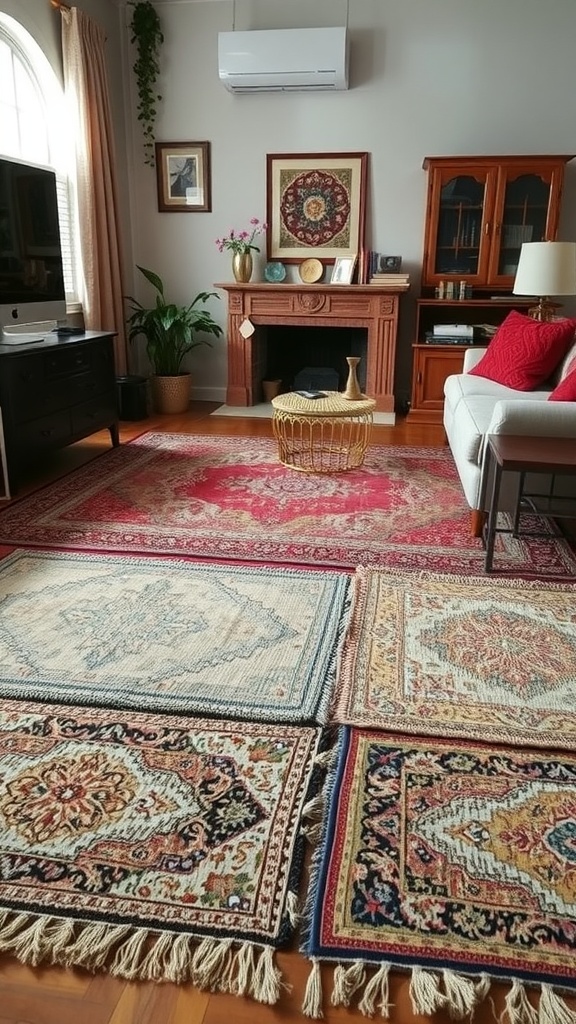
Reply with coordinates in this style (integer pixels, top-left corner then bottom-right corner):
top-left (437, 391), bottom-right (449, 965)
top-left (332, 566), bottom-right (576, 748)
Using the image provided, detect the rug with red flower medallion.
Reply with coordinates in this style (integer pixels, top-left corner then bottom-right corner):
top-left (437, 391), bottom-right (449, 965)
top-left (0, 697), bottom-right (325, 1004)
top-left (301, 727), bottom-right (576, 1022)
top-left (333, 567), bottom-right (576, 749)
top-left (0, 432), bottom-right (574, 575)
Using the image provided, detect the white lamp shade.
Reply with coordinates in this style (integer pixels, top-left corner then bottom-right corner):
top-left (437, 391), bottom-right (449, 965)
top-left (513, 241), bottom-right (576, 297)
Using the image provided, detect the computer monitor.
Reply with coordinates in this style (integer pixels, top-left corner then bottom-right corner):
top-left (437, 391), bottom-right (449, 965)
top-left (0, 154), bottom-right (66, 344)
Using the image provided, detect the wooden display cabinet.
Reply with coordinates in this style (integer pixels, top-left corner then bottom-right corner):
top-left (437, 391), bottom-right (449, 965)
top-left (421, 154), bottom-right (574, 292)
top-left (408, 297), bottom-right (533, 424)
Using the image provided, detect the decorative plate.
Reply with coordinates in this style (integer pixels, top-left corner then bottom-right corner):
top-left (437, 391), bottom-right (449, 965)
top-left (299, 258), bottom-right (324, 284)
top-left (264, 261), bottom-right (286, 283)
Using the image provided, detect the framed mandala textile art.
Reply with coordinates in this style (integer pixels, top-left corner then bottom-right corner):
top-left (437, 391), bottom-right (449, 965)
top-left (266, 152), bottom-right (368, 263)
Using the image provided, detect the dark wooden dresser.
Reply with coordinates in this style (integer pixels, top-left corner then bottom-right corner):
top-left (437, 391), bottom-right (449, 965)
top-left (0, 330), bottom-right (119, 492)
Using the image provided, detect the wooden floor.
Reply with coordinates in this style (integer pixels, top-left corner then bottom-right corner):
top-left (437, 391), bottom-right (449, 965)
top-left (0, 405), bottom-right (569, 1024)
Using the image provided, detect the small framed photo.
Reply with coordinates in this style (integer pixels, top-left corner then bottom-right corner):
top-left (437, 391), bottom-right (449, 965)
top-left (378, 255), bottom-right (402, 272)
top-left (155, 141), bottom-right (211, 212)
top-left (330, 255), bottom-right (357, 285)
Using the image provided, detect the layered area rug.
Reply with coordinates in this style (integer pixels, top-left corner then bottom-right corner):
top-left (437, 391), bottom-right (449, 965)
top-left (301, 727), bottom-right (576, 1021)
top-left (0, 698), bottom-right (323, 999)
top-left (1, 432), bottom-right (575, 575)
top-left (333, 567), bottom-right (576, 749)
top-left (0, 549), bottom-right (350, 724)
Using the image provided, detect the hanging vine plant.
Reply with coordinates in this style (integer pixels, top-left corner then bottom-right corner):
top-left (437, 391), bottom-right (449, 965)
top-left (129, 0), bottom-right (164, 167)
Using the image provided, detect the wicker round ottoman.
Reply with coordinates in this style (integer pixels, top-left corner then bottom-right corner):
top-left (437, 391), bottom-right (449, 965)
top-left (271, 391), bottom-right (376, 473)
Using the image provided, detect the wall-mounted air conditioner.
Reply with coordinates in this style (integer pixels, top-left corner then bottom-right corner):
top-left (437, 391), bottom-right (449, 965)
top-left (218, 26), bottom-right (349, 93)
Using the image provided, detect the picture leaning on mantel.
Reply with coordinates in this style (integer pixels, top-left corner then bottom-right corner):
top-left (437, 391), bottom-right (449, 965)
top-left (155, 141), bottom-right (211, 212)
top-left (266, 152), bottom-right (368, 263)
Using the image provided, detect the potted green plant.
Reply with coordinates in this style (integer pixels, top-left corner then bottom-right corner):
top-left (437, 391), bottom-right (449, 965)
top-left (126, 265), bottom-right (223, 414)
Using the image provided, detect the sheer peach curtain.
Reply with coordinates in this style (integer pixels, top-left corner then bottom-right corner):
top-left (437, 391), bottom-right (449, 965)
top-left (60, 6), bottom-right (127, 372)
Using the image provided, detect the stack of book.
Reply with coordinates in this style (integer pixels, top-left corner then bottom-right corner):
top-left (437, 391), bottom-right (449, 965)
top-left (369, 272), bottom-right (410, 289)
top-left (356, 250), bottom-right (409, 285)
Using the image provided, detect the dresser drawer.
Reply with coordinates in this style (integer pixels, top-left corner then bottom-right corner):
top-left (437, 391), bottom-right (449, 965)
top-left (12, 378), bottom-right (70, 422)
top-left (71, 396), bottom-right (117, 438)
top-left (18, 411), bottom-right (72, 450)
top-left (42, 346), bottom-right (92, 378)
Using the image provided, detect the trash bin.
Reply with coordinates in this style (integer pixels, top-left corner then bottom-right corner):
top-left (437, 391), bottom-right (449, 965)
top-left (116, 375), bottom-right (148, 420)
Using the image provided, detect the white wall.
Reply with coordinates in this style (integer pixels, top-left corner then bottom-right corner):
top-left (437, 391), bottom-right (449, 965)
top-left (125, 0), bottom-right (576, 404)
top-left (5, 0), bottom-right (576, 404)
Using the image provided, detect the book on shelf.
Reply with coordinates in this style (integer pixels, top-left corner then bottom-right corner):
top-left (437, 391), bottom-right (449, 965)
top-left (433, 323), bottom-right (474, 338)
top-left (366, 272), bottom-right (407, 280)
top-left (424, 331), bottom-right (475, 345)
top-left (369, 279), bottom-right (410, 289)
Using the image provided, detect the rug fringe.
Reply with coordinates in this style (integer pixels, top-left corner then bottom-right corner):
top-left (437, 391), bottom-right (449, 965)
top-left (7, 914), bottom-right (59, 966)
top-left (192, 936), bottom-right (233, 990)
top-left (302, 957), bottom-right (323, 1018)
top-left (443, 968), bottom-right (490, 1019)
top-left (0, 911), bottom-right (34, 951)
top-left (331, 960), bottom-right (366, 1007)
top-left (357, 962), bottom-right (391, 1018)
top-left (0, 911), bottom-right (286, 1004)
top-left (409, 966), bottom-right (448, 1015)
top-left (285, 890), bottom-right (300, 928)
top-left (538, 984), bottom-right (576, 1023)
top-left (301, 960), bottom-right (576, 1021)
top-left (502, 979), bottom-right (539, 1024)
top-left (252, 944), bottom-right (284, 1004)
top-left (313, 749), bottom-right (334, 769)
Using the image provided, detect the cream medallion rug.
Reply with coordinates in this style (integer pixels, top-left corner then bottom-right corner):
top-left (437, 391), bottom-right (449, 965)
top-left (0, 549), bottom-right (350, 724)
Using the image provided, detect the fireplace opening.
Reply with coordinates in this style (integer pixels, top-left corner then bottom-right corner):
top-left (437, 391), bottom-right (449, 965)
top-left (260, 326), bottom-right (368, 395)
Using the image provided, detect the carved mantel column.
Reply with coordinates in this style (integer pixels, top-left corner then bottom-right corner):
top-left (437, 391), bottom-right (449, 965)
top-left (214, 283), bottom-right (404, 413)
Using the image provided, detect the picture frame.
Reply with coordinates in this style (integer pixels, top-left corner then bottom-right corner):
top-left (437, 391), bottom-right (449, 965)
top-left (266, 152), bottom-right (368, 263)
top-left (378, 255), bottom-right (402, 272)
top-left (330, 255), bottom-right (357, 285)
top-left (155, 141), bottom-right (211, 212)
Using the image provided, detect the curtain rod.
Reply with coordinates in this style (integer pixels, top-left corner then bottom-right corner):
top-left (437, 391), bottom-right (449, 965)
top-left (50, 0), bottom-right (71, 11)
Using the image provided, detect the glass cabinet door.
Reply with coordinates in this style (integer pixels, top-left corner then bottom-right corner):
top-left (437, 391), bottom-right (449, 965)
top-left (423, 165), bottom-right (496, 286)
top-left (490, 169), bottom-right (554, 284)
top-left (434, 174), bottom-right (486, 275)
top-left (421, 156), bottom-right (570, 291)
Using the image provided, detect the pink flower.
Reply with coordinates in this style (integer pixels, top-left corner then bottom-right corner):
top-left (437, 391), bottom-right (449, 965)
top-left (216, 218), bottom-right (268, 255)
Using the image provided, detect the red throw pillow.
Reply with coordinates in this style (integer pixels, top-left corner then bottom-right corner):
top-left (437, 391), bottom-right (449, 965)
top-left (468, 310), bottom-right (576, 390)
top-left (548, 365), bottom-right (576, 401)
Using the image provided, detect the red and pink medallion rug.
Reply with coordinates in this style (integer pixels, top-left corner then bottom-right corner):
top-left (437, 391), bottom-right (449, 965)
top-left (0, 432), bottom-right (574, 575)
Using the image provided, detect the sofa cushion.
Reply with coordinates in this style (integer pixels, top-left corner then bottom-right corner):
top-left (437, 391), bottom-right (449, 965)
top-left (448, 394), bottom-right (502, 466)
top-left (468, 310), bottom-right (576, 390)
top-left (445, 372), bottom-right (551, 404)
top-left (548, 365), bottom-right (576, 401)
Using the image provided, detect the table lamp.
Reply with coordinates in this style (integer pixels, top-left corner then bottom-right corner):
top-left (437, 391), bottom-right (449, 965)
top-left (513, 241), bottom-right (576, 321)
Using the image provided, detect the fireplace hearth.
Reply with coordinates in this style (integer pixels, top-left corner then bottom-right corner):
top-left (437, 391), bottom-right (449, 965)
top-left (264, 326), bottom-right (367, 394)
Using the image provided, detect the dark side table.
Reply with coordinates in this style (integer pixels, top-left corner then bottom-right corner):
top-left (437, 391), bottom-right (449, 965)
top-left (484, 434), bottom-right (576, 571)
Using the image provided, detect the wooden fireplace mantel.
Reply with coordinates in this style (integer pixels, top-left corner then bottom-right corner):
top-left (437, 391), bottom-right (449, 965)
top-left (215, 283), bottom-right (405, 412)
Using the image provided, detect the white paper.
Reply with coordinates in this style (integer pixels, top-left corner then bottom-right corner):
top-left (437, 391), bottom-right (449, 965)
top-left (239, 318), bottom-right (255, 339)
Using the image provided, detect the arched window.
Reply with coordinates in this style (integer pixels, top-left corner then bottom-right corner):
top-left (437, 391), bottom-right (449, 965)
top-left (0, 13), bottom-right (80, 306)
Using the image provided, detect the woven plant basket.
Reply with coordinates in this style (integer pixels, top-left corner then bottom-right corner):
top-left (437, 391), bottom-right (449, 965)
top-left (150, 373), bottom-right (191, 414)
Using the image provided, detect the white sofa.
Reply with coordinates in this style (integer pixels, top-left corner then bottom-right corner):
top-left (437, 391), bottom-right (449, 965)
top-left (443, 346), bottom-right (576, 535)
